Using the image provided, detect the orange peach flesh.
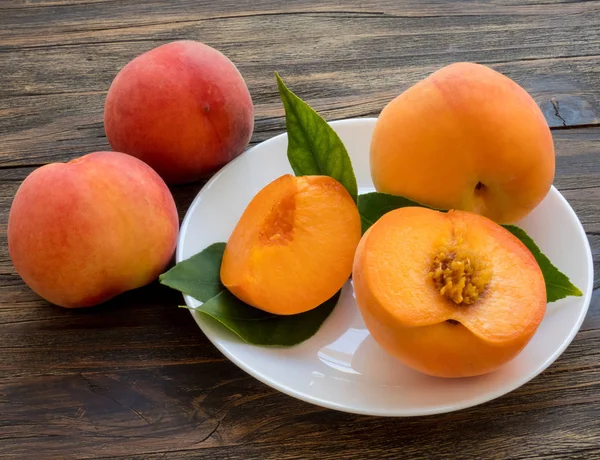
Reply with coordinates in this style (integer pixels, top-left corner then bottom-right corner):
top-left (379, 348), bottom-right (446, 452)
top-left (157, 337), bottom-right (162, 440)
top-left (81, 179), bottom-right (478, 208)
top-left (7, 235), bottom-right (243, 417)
top-left (221, 174), bottom-right (362, 315)
top-left (352, 207), bottom-right (546, 378)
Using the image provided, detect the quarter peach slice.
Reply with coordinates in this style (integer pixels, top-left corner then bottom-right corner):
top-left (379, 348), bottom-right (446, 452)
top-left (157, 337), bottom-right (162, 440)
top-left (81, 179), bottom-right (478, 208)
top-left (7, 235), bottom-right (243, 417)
top-left (221, 174), bottom-right (362, 315)
top-left (352, 207), bottom-right (546, 378)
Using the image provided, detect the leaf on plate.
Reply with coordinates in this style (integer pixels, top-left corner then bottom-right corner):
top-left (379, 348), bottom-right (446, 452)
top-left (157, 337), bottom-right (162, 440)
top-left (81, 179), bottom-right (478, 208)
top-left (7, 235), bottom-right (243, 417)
top-left (275, 72), bottom-right (358, 203)
top-left (502, 225), bottom-right (583, 303)
top-left (159, 242), bottom-right (226, 302)
top-left (161, 241), bottom-right (340, 347)
top-left (182, 289), bottom-right (340, 347)
top-left (357, 191), bottom-right (428, 234)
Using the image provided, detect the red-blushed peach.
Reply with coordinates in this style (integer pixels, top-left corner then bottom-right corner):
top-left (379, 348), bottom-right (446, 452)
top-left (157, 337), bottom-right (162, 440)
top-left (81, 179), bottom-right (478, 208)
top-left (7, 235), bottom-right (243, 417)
top-left (104, 40), bottom-right (254, 184)
top-left (8, 151), bottom-right (179, 308)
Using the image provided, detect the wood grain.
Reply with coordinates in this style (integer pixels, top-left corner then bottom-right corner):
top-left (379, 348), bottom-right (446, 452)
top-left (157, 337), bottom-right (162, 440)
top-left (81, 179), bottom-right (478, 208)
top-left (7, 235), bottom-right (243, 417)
top-left (0, 1), bottom-right (599, 458)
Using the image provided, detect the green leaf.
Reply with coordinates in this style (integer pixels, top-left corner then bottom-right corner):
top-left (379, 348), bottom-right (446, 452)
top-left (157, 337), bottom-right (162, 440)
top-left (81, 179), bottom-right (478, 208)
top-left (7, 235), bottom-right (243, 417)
top-left (502, 225), bottom-right (583, 303)
top-left (160, 241), bottom-right (340, 347)
top-left (183, 289), bottom-right (340, 347)
top-left (159, 242), bottom-right (226, 302)
top-left (357, 192), bottom-right (428, 233)
top-left (275, 72), bottom-right (358, 203)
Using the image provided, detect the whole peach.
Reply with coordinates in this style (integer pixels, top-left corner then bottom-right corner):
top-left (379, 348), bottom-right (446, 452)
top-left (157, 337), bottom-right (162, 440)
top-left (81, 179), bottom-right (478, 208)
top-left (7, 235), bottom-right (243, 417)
top-left (104, 40), bottom-right (254, 184)
top-left (8, 151), bottom-right (179, 308)
top-left (370, 62), bottom-right (555, 224)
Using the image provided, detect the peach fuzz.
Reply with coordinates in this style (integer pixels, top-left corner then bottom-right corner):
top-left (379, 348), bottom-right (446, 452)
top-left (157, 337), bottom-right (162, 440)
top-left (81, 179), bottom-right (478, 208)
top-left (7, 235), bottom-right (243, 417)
top-left (352, 207), bottom-right (546, 378)
top-left (370, 62), bottom-right (555, 224)
top-left (104, 40), bottom-right (254, 184)
top-left (8, 151), bottom-right (179, 308)
top-left (221, 174), bottom-right (362, 315)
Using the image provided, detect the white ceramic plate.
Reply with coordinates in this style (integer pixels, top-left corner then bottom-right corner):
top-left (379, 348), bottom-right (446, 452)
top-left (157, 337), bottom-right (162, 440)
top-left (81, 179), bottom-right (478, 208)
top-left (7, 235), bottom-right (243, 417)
top-left (177, 118), bottom-right (594, 417)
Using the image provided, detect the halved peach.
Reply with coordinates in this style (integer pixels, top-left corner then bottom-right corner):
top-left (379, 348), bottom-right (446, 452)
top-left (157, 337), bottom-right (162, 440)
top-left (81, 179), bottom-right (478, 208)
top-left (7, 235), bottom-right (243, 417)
top-left (352, 207), bottom-right (546, 378)
top-left (221, 174), bottom-right (362, 315)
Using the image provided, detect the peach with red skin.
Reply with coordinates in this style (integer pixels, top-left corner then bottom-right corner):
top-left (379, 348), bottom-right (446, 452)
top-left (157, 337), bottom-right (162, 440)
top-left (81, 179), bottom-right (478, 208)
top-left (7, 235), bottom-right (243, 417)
top-left (104, 40), bottom-right (254, 184)
top-left (8, 151), bottom-right (179, 308)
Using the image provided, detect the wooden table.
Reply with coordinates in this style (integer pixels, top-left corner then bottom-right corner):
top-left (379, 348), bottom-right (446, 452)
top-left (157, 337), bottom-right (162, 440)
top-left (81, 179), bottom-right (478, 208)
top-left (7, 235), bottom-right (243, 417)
top-left (1, 1), bottom-right (599, 458)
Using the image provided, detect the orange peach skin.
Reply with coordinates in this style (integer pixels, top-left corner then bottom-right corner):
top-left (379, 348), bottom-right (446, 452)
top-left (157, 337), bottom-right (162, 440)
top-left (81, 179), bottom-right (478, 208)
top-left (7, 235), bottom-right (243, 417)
top-left (104, 40), bottom-right (254, 184)
top-left (8, 151), bottom-right (179, 308)
top-left (221, 174), bottom-right (362, 315)
top-left (353, 207), bottom-right (546, 378)
top-left (370, 62), bottom-right (555, 224)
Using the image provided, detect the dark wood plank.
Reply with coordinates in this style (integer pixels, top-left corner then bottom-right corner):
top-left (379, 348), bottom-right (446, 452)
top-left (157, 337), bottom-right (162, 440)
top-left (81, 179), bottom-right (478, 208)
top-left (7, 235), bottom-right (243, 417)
top-left (2, 0), bottom-right (600, 169)
top-left (2, 53), bottom-right (600, 170)
top-left (1, 1), bottom-right (599, 459)
top-left (0, 281), bottom-right (227, 377)
top-left (0, 330), bottom-right (598, 458)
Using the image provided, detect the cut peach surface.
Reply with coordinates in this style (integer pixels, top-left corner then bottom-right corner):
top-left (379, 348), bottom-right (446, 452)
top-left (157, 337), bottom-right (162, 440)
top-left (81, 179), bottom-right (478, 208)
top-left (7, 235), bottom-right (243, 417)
top-left (220, 174), bottom-right (362, 315)
top-left (352, 207), bottom-right (546, 378)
